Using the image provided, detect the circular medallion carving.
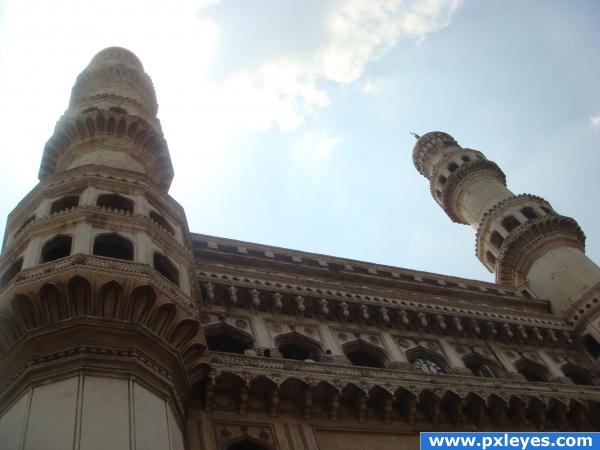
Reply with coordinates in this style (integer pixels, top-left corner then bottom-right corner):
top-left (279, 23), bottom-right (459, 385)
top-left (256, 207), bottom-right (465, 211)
top-left (396, 338), bottom-right (410, 348)
top-left (304, 326), bottom-right (317, 336)
top-left (235, 319), bottom-right (248, 329)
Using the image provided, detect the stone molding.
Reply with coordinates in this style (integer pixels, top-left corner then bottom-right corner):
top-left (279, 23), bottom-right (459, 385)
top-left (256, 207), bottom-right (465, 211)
top-left (39, 108), bottom-right (173, 189)
top-left (412, 132), bottom-right (458, 176)
top-left (437, 159), bottom-right (507, 224)
top-left (496, 215), bottom-right (586, 287)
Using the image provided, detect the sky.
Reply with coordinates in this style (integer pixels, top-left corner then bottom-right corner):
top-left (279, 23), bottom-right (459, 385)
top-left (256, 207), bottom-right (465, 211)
top-left (0, 0), bottom-right (599, 284)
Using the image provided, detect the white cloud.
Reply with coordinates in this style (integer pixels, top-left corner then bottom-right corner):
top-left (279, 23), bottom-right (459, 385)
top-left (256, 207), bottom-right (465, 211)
top-left (289, 131), bottom-right (343, 169)
top-left (591, 116), bottom-right (600, 129)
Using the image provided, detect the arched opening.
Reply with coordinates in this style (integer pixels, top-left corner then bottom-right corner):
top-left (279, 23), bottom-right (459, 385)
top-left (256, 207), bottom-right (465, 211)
top-left (277, 333), bottom-right (322, 361)
top-left (149, 211), bottom-right (174, 234)
top-left (96, 193), bottom-right (134, 213)
top-left (583, 334), bottom-right (600, 358)
top-left (563, 365), bottom-right (595, 386)
top-left (50, 195), bottom-right (79, 214)
top-left (464, 355), bottom-right (502, 378)
top-left (540, 206), bottom-right (552, 215)
top-left (343, 341), bottom-right (387, 368)
top-left (408, 349), bottom-right (448, 374)
top-left (411, 357), bottom-right (445, 374)
top-left (515, 359), bottom-right (549, 382)
top-left (520, 206), bottom-right (539, 220)
top-left (447, 162), bottom-right (459, 172)
top-left (0, 258), bottom-right (23, 288)
top-left (461, 155), bottom-right (471, 162)
top-left (501, 215), bottom-right (521, 233)
top-left (41, 235), bottom-right (72, 263)
top-left (153, 253), bottom-right (179, 287)
top-left (93, 234), bottom-right (133, 260)
top-left (206, 324), bottom-right (254, 354)
top-left (438, 175), bottom-right (447, 185)
top-left (226, 438), bottom-right (272, 450)
top-left (490, 231), bottom-right (504, 249)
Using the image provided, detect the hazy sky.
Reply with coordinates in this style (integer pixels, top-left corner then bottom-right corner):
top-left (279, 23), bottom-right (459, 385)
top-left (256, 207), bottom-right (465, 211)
top-left (0, 0), bottom-right (599, 284)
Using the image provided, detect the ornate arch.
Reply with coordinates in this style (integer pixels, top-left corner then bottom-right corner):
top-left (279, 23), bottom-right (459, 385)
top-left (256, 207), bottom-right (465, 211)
top-left (406, 346), bottom-right (450, 374)
top-left (342, 339), bottom-right (389, 368)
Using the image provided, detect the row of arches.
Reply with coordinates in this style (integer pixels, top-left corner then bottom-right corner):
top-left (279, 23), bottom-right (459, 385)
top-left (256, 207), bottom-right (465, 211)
top-left (0, 233), bottom-right (180, 290)
top-left (204, 325), bottom-right (596, 385)
top-left (16, 192), bottom-right (176, 239)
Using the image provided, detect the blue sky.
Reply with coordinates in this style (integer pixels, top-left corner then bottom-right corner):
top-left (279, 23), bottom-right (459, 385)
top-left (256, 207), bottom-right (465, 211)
top-left (0, 0), bottom-right (599, 284)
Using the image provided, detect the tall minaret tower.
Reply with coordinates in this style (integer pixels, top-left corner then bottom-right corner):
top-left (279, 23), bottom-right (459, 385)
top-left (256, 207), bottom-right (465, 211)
top-left (412, 131), bottom-right (600, 318)
top-left (0, 48), bottom-right (206, 450)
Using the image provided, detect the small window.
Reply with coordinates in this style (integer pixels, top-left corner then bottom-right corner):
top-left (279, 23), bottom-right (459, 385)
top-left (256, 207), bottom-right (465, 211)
top-left (0, 258), bottom-right (23, 288)
top-left (584, 335), bottom-right (600, 358)
top-left (149, 211), bottom-right (174, 234)
top-left (520, 207), bottom-right (539, 220)
top-left (50, 195), bottom-right (79, 214)
top-left (516, 361), bottom-right (548, 382)
top-left (461, 155), bottom-right (471, 162)
top-left (412, 357), bottom-right (445, 374)
top-left (466, 360), bottom-right (499, 378)
top-left (206, 326), bottom-right (253, 354)
top-left (41, 235), bottom-right (72, 263)
top-left (153, 253), bottom-right (179, 287)
top-left (448, 162), bottom-right (459, 172)
top-left (97, 194), bottom-right (134, 213)
top-left (438, 175), bottom-right (447, 185)
top-left (501, 215), bottom-right (521, 233)
top-left (490, 231), bottom-right (504, 249)
top-left (278, 334), bottom-right (322, 361)
top-left (486, 251), bottom-right (496, 264)
top-left (541, 206), bottom-right (552, 215)
top-left (344, 342), bottom-right (387, 368)
top-left (563, 367), bottom-right (594, 386)
top-left (93, 234), bottom-right (133, 260)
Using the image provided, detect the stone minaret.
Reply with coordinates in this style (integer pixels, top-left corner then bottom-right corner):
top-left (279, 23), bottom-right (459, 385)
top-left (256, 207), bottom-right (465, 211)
top-left (0, 48), bottom-right (206, 450)
top-left (412, 131), bottom-right (600, 318)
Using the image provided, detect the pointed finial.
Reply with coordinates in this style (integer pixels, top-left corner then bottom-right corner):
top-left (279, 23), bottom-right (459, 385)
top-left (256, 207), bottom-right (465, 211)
top-left (410, 132), bottom-right (421, 140)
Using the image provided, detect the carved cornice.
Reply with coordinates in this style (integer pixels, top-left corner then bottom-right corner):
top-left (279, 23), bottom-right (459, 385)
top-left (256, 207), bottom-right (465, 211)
top-left (39, 108), bottom-right (173, 190)
top-left (198, 272), bottom-right (567, 330)
top-left (475, 194), bottom-right (554, 261)
top-left (0, 274), bottom-right (208, 420)
top-left (412, 132), bottom-right (458, 177)
top-left (70, 63), bottom-right (158, 115)
top-left (436, 160), bottom-right (506, 224)
top-left (1, 255), bottom-right (197, 313)
top-left (202, 352), bottom-right (598, 429)
top-left (496, 216), bottom-right (586, 287)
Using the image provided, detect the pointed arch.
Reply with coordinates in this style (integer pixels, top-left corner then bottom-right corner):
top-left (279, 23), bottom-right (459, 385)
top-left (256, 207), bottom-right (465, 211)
top-left (98, 281), bottom-right (123, 319)
top-left (406, 346), bottom-right (449, 374)
top-left (514, 358), bottom-right (550, 382)
top-left (463, 352), bottom-right (504, 378)
top-left (342, 339), bottom-right (388, 368)
top-left (148, 302), bottom-right (176, 337)
top-left (126, 285), bottom-right (156, 323)
top-left (169, 319), bottom-right (199, 348)
top-left (275, 331), bottom-right (323, 361)
top-left (223, 437), bottom-right (274, 450)
top-left (205, 322), bottom-right (255, 354)
top-left (68, 276), bottom-right (92, 317)
top-left (561, 363), bottom-right (596, 386)
top-left (39, 283), bottom-right (66, 324)
top-left (40, 235), bottom-right (72, 263)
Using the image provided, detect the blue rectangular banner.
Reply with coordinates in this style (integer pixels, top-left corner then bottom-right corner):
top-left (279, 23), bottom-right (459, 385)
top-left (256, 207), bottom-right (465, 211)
top-left (421, 432), bottom-right (600, 450)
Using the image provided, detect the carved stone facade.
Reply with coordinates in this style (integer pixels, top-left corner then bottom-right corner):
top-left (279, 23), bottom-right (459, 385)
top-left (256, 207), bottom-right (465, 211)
top-left (0, 48), bottom-right (598, 450)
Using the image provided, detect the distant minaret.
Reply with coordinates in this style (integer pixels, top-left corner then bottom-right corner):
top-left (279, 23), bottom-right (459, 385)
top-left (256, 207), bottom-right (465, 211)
top-left (0, 48), bottom-right (205, 450)
top-left (412, 131), bottom-right (600, 315)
